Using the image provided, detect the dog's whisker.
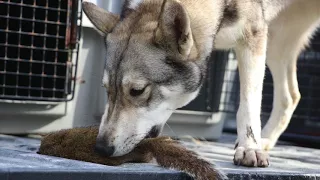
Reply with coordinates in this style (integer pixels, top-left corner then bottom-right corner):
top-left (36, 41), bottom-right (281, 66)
top-left (165, 123), bottom-right (177, 137)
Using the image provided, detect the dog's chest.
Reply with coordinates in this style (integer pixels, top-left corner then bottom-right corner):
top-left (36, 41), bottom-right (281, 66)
top-left (214, 22), bottom-right (244, 49)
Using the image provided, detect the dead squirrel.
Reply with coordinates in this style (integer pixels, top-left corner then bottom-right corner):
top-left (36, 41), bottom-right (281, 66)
top-left (37, 126), bottom-right (227, 180)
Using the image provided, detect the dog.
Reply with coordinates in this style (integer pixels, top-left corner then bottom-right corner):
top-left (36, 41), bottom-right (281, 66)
top-left (82, 0), bottom-right (320, 167)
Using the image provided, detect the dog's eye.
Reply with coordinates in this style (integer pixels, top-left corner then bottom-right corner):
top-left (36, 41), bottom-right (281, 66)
top-left (130, 87), bottom-right (145, 97)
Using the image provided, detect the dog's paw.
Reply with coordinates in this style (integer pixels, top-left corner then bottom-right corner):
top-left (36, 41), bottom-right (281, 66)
top-left (233, 147), bottom-right (269, 167)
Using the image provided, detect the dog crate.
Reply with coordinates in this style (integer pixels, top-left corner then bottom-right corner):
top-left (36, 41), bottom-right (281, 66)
top-left (0, 0), bottom-right (81, 102)
top-left (220, 30), bottom-right (320, 145)
top-left (0, 0), bottom-right (83, 134)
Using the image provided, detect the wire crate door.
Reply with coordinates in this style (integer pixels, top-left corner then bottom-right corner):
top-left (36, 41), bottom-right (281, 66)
top-left (0, 0), bottom-right (81, 102)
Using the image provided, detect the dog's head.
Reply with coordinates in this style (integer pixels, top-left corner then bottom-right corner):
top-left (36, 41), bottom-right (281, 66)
top-left (83, 0), bottom-right (206, 156)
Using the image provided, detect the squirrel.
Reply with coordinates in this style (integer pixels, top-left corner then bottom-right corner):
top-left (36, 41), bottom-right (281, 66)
top-left (37, 126), bottom-right (227, 180)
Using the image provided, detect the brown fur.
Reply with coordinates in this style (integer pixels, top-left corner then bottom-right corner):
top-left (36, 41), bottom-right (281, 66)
top-left (38, 127), bottom-right (226, 180)
top-left (37, 127), bottom-right (151, 165)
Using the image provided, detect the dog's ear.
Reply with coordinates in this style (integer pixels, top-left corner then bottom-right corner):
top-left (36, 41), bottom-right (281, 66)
top-left (82, 2), bottom-right (120, 35)
top-left (155, 0), bottom-right (193, 60)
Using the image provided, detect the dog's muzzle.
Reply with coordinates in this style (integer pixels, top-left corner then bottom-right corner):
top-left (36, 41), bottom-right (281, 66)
top-left (95, 136), bottom-right (115, 157)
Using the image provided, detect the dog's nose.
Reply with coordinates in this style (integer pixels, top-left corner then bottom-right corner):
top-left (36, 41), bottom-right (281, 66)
top-left (95, 144), bottom-right (115, 156)
top-left (95, 137), bottom-right (115, 157)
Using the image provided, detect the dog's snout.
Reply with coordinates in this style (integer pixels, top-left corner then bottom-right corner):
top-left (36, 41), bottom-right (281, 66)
top-left (95, 144), bottom-right (115, 157)
top-left (95, 137), bottom-right (115, 157)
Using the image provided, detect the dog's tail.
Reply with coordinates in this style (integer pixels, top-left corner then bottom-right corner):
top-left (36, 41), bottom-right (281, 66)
top-left (140, 137), bottom-right (227, 180)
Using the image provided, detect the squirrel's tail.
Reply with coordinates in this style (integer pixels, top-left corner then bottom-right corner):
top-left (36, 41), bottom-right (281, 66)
top-left (142, 137), bottom-right (228, 180)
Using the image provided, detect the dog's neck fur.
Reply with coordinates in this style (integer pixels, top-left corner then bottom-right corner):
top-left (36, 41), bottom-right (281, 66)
top-left (120, 0), bottom-right (225, 62)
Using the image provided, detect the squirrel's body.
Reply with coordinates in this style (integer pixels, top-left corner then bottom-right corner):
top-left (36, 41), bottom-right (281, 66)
top-left (38, 127), bottom-right (226, 180)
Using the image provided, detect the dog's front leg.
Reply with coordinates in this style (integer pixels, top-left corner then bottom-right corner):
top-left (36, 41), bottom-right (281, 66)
top-left (233, 26), bottom-right (269, 167)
